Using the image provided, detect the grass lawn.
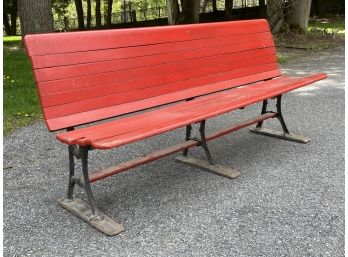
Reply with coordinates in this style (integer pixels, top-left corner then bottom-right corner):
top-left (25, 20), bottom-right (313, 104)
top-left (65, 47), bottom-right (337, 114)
top-left (308, 16), bottom-right (345, 34)
top-left (4, 42), bottom-right (42, 135)
top-left (275, 15), bottom-right (345, 51)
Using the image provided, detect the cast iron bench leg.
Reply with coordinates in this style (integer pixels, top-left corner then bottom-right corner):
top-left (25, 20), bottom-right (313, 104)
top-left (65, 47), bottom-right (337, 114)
top-left (176, 120), bottom-right (240, 179)
top-left (57, 145), bottom-right (124, 236)
top-left (250, 95), bottom-right (310, 143)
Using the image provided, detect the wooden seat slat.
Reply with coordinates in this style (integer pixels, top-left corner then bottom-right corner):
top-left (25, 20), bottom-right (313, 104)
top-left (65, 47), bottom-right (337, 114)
top-left (89, 74), bottom-right (326, 149)
top-left (55, 73), bottom-right (326, 149)
top-left (45, 70), bottom-right (281, 131)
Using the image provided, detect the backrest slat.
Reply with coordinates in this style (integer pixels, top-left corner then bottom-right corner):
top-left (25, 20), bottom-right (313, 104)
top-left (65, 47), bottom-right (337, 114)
top-left (24, 19), bottom-right (280, 131)
top-left (41, 48), bottom-right (277, 108)
top-left (25, 20), bottom-right (270, 56)
top-left (33, 32), bottom-right (274, 82)
top-left (31, 31), bottom-right (273, 69)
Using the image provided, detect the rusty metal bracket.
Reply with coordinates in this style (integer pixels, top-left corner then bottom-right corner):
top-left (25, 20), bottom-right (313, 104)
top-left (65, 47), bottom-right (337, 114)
top-left (250, 95), bottom-right (310, 143)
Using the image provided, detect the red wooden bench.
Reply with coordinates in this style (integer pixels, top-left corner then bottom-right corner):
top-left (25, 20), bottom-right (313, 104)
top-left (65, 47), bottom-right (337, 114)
top-left (24, 19), bottom-right (327, 235)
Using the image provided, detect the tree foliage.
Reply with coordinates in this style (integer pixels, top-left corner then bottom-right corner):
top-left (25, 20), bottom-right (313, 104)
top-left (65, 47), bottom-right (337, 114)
top-left (52, 0), bottom-right (70, 17)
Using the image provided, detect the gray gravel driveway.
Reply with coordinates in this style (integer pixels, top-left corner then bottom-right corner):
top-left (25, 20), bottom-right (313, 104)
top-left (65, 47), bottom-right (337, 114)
top-left (3, 45), bottom-right (344, 257)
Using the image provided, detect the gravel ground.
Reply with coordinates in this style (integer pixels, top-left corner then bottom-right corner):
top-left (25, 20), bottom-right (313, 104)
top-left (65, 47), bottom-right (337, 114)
top-left (3, 45), bottom-right (344, 257)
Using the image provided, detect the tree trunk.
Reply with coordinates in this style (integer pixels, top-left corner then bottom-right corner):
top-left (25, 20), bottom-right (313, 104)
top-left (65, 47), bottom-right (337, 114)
top-left (286, 0), bottom-right (312, 33)
top-left (18, 0), bottom-right (54, 36)
top-left (166, 0), bottom-right (180, 25)
top-left (266, 0), bottom-right (284, 34)
top-left (106, 0), bottom-right (113, 28)
top-left (212, 0), bottom-right (217, 12)
top-left (259, 0), bottom-right (266, 18)
top-left (167, 0), bottom-right (200, 25)
top-left (202, 0), bottom-right (209, 13)
top-left (86, 0), bottom-right (91, 29)
top-left (225, 0), bottom-right (233, 20)
top-left (4, 15), bottom-right (12, 36)
top-left (74, 0), bottom-right (84, 30)
top-left (96, 0), bottom-right (102, 28)
top-left (181, 0), bottom-right (200, 24)
top-left (10, 10), bottom-right (17, 35)
top-left (311, 0), bottom-right (325, 17)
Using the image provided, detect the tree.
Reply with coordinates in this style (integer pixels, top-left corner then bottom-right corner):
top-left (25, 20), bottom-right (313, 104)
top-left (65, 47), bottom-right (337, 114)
top-left (86, 0), bottom-right (91, 29)
top-left (286, 0), bottom-right (312, 33)
top-left (166, 0), bottom-right (180, 24)
top-left (18, 0), bottom-right (54, 36)
top-left (225, 0), bottom-right (233, 19)
top-left (52, 0), bottom-right (70, 17)
top-left (53, 0), bottom-right (70, 30)
top-left (166, 0), bottom-right (200, 25)
top-left (212, 0), bottom-right (217, 12)
top-left (96, 0), bottom-right (102, 28)
top-left (106, 0), bottom-right (113, 28)
top-left (266, 0), bottom-right (286, 34)
top-left (74, 0), bottom-right (84, 30)
top-left (4, 0), bottom-right (18, 36)
top-left (259, 0), bottom-right (266, 18)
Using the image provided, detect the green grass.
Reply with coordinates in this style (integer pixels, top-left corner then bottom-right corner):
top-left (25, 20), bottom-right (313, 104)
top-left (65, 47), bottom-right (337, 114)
top-left (3, 36), bottom-right (22, 46)
top-left (277, 55), bottom-right (288, 64)
top-left (308, 16), bottom-right (345, 34)
top-left (4, 40), bottom-right (41, 135)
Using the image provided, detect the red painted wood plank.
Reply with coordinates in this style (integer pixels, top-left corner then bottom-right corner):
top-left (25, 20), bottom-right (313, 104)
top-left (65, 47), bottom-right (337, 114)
top-left (55, 73), bottom-right (326, 147)
top-left (88, 112), bottom-right (277, 183)
top-left (70, 78), bottom-right (298, 145)
top-left (24, 19), bottom-right (270, 56)
top-left (47, 70), bottom-right (281, 131)
top-left (89, 74), bottom-right (327, 149)
top-left (38, 47), bottom-right (276, 95)
top-left (41, 54), bottom-right (277, 107)
top-left (44, 63), bottom-right (279, 119)
top-left (34, 40), bottom-right (275, 82)
top-left (55, 76), bottom-right (294, 144)
top-left (31, 32), bottom-right (273, 69)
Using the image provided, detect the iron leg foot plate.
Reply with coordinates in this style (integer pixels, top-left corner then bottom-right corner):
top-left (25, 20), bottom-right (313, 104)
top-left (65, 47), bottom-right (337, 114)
top-left (175, 156), bottom-right (240, 179)
top-left (249, 127), bottom-right (310, 143)
top-left (57, 197), bottom-right (124, 236)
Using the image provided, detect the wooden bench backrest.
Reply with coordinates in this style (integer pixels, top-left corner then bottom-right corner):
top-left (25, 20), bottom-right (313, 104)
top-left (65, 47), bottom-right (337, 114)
top-left (24, 19), bottom-right (280, 131)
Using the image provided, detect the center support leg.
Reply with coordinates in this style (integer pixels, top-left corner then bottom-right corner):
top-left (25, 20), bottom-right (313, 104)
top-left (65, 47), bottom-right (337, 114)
top-left (198, 120), bottom-right (215, 165)
top-left (183, 124), bottom-right (192, 157)
top-left (275, 95), bottom-right (290, 134)
top-left (176, 120), bottom-right (240, 179)
top-left (250, 95), bottom-right (310, 143)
